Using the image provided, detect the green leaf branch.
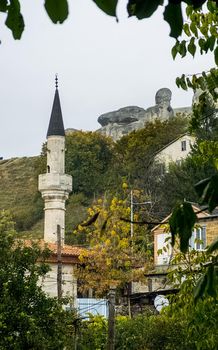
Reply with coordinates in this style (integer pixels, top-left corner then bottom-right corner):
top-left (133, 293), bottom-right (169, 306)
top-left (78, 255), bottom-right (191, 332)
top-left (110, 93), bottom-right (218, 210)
top-left (0, 0), bottom-right (216, 41)
top-left (194, 238), bottom-right (218, 300)
top-left (171, 2), bottom-right (218, 64)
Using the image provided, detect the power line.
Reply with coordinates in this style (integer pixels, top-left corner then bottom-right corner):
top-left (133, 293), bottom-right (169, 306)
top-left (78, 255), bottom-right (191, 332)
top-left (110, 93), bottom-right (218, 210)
top-left (77, 300), bottom-right (107, 314)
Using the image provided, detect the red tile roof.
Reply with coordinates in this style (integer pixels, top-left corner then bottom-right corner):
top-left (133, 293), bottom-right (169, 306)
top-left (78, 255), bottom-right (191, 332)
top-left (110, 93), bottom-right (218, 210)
top-left (23, 239), bottom-right (82, 261)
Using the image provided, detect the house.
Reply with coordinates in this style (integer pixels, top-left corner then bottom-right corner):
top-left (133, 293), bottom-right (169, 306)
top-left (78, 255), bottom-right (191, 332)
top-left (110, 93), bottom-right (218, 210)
top-left (24, 240), bottom-right (81, 300)
top-left (131, 205), bottom-right (218, 300)
top-left (154, 133), bottom-right (195, 169)
top-left (41, 243), bottom-right (80, 300)
top-left (153, 205), bottom-right (218, 268)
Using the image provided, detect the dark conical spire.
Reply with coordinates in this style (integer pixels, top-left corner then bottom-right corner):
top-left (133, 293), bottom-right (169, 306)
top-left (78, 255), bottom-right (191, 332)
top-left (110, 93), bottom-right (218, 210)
top-left (47, 76), bottom-right (65, 137)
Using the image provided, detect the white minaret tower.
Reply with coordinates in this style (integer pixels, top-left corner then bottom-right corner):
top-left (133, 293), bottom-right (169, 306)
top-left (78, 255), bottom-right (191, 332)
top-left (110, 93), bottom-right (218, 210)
top-left (38, 77), bottom-right (72, 243)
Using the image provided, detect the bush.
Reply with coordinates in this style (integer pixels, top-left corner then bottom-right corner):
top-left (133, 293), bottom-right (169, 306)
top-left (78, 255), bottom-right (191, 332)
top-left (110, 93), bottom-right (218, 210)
top-left (115, 314), bottom-right (189, 350)
top-left (76, 313), bottom-right (190, 350)
top-left (77, 315), bottom-right (107, 350)
top-left (0, 210), bottom-right (77, 349)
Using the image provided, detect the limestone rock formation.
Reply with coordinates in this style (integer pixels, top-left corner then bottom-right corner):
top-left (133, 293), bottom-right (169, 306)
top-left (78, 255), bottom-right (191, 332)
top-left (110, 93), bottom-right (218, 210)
top-left (98, 88), bottom-right (180, 141)
top-left (98, 106), bottom-right (145, 127)
top-left (97, 106), bottom-right (146, 140)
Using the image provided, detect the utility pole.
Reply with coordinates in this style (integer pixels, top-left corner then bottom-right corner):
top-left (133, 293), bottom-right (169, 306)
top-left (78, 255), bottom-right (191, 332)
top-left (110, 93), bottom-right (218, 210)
top-left (107, 286), bottom-right (116, 350)
top-left (129, 190), bottom-right (134, 317)
top-left (130, 190), bottom-right (134, 238)
top-left (129, 190), bottom-right (151, 316)
top-left (57, 224), bottom-right (62, 300)
top-left (130, 190), bottom-right (152, 238)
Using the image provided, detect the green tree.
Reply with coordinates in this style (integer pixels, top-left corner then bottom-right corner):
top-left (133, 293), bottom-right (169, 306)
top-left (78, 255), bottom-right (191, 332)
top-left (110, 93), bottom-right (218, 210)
top-left (0, 210), bottom-right (76, 350)
top-left (190, 91), bottom-right (218, 141)
top-left (115, 116), bottom-right (188, 183)
top-left (65, 131), bottom-right (115, 197)
top-left (159, 1), bottom-right (218, 271)
top-left (113, 116), bottom-right (188, 218)
top-left (162, 247), bottom-right (218, 349)
top-left (157, 140), bottom-right (218, 215)
top-left (172, 2), bottom-right (218, 128)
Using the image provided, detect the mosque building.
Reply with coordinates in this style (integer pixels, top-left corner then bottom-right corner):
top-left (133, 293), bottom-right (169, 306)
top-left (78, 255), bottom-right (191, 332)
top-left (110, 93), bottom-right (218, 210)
top-left (36, 78), bottom-right (80, 301)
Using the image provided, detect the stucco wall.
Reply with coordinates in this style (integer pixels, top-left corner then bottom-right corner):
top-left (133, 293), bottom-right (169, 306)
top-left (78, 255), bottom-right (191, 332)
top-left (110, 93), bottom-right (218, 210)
top-left (39, 262), bottom-right (77, 304)
top-left (155, 135), bottom-right (195, 167)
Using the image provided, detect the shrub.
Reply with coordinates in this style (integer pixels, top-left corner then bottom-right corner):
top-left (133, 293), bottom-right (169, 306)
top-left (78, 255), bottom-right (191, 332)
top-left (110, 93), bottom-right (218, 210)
top-left (115, 314), bottom-right (189, 350)
top-left (77, 315), bottom-right (107, 350)
top-left (76, 313), bottom-right (190, 350)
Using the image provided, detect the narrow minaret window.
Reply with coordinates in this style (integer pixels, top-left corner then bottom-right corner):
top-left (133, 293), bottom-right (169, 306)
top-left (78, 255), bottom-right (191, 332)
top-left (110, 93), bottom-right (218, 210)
top-left (38, 77), bottom-right (72, 243)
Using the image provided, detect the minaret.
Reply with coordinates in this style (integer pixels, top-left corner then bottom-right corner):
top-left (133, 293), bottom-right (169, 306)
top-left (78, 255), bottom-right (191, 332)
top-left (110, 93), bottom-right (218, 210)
top-left (38, 77), bottom-right (72, 243)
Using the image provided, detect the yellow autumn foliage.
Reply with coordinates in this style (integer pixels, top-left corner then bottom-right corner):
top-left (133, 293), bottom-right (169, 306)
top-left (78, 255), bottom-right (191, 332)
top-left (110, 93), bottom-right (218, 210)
top-left (74, 190), bottom-right (152, 296)
top-left (118, 238), bottom-right (129, 249)
top-left (122, 182), bottom-right (128, 190)
top-left (105, 239), bottom-right (111, 246)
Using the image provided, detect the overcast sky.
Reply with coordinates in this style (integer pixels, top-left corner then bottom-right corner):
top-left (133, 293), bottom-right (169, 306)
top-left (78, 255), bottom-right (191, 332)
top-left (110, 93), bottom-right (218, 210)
top-left (0, 0), bottom-right (214, 159)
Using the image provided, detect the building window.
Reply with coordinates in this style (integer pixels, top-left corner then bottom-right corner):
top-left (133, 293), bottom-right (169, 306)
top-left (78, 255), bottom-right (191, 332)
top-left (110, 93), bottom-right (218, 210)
top-left (181, 140), bottom-right (186, 151)
top-left (47, 165), bottom-right (50, 173)
top-left (189, 226), bottom-right (206, 250)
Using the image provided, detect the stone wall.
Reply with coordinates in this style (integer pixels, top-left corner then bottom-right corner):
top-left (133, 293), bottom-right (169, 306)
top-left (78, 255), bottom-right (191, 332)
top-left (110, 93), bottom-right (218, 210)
top-left (153, 216), bottom-right (218, 267)
top-left (205, 218), bottom-right (218, 245)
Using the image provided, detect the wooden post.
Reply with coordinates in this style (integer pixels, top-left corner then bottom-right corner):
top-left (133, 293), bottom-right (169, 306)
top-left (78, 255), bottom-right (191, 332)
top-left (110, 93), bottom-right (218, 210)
top-left (130, 190), bottom-right (134, 239)
top-left (129, 190), bottom-right (133, 317)
top-left (127, 282), bottom-right (132, 318)
top-left (107, 286), bottom-right (116, 350)
top-left (57, 224), bottom-right (62, 300)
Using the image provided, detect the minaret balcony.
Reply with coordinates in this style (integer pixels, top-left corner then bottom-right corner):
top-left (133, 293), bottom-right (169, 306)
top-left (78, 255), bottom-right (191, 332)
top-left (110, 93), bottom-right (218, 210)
top-left (38, 173), bottom-right (72, 193)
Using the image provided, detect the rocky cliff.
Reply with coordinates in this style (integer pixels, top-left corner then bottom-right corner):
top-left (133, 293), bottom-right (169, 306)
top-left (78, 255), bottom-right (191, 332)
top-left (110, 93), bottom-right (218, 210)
top-left (97, 88), bottom-right (192, 140)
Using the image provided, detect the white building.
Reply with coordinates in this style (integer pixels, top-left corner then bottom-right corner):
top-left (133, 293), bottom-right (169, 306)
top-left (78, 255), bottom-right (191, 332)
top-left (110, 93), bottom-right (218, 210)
top-left (37, 79), bottom-right (79, 301)
top-left (38, 80), bottom-right (72, 243)
top-left (154, 133), bottom-right (195, 169)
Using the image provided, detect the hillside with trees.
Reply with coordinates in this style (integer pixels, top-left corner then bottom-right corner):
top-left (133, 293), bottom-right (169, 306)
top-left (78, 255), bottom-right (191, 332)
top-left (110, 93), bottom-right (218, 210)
top-left (0, 115), bottom-right (190, 241)
top-left (1, 106), bottom-right (217, 246)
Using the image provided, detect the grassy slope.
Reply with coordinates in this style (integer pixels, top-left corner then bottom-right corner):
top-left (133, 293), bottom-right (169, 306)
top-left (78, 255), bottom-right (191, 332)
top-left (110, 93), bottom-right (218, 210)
top-left (0, 157), bottom-right (89, 241)
top-left (0, 157), bottom-right (42, 238)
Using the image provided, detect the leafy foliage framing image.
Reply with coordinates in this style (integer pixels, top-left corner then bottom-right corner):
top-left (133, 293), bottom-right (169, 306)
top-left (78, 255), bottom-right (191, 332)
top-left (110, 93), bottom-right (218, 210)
top-left (0, 0), bottom-right (217, 43)
top-left (0, 210), bottom-right (76, 349)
